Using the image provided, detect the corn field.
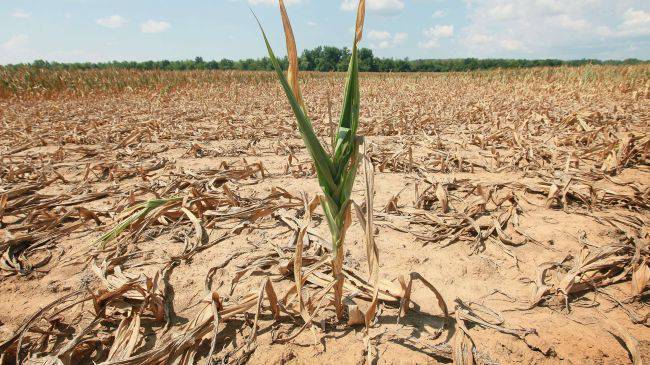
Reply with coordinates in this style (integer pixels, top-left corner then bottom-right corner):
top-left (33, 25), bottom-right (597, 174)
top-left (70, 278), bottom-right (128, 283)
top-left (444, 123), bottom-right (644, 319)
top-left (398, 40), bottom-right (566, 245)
top-left (0, 55), bottom-right (649, 365)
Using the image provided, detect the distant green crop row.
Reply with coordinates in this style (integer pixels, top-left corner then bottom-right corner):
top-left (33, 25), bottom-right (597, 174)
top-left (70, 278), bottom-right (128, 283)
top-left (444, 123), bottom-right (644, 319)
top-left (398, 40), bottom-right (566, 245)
top-left (2, 46), bottom-right (647, 73)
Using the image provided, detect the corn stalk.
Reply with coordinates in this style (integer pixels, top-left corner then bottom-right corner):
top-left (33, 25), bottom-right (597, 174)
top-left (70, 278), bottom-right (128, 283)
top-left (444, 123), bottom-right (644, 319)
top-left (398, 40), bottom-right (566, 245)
top-left (255, 0), bottom-right (366, 319)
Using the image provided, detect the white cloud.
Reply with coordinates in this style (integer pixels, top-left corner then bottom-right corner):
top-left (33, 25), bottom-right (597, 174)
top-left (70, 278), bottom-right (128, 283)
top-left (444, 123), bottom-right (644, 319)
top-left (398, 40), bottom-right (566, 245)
top-left (368, 29), bottom-right (407, 49)
top-left (0, 34), bottom-right (32, 64)
top-left (1, 34), bottom-right (29, 51)
top-left (426, 25), bottom-right (454, 38)
top-left (619, 8), bottom-right (650, 35)
top-left (500, 39), bottom-right (523, 50)
top-left (368, 30), bottom-right (391, 41)
top-left (341, 0), bottom-right (404, 15)
top-left (247, 0), bottom-right (301, 5)
top-left (11, 9), bottom-right (31, 19)
top-left (458, 0), bottom-right (650, 57)
top-left (594, 25), bottom-right (614, 37)
top-left (487, 3), bottom-right (514, 20)
top-left (141, 20), bottom-right (171, 34)
top-left (307, 21), bottom-right (318, 27)
top-left (96, 15), bottom-right (127, 28)
top-left (432, 10), bottom-right (446, 18)
top-left (553, 14), bottom-right (590, 31)
top-left (419, 25), bottom-right (454, 48)
top-left (393, 32), bottom-right (408, 43)
top-left (464, 33), bottom-right (493, 45)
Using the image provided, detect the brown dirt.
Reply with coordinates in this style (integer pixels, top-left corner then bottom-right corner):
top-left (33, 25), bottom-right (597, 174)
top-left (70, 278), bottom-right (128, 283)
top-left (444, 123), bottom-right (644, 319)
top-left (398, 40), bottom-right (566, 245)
top-left (0, 67), bottom-right (649, 364)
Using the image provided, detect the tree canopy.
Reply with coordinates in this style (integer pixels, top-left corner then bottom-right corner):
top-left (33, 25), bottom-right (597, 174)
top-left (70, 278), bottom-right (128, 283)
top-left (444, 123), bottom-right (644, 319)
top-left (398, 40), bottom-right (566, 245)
top-left (8, 46), bottom-right (646, 72)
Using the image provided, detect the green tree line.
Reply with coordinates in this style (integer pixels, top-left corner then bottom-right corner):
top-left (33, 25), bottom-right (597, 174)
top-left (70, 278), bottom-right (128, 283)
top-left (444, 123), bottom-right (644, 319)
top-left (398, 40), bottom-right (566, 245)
top-left (5, 46), bottom-right (647, 72)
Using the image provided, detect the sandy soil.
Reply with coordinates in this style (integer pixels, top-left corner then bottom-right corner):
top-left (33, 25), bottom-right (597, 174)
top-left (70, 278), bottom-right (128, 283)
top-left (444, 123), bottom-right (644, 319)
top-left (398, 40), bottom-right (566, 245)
top-left (0, 68), bottom-right (649, 364)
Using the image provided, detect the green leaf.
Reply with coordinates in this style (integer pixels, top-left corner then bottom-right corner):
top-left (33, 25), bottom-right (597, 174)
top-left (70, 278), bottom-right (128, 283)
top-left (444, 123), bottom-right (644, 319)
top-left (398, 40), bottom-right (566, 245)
top-left (95, 197), bottom-right (181, 247)
top-left (254, 2), bottom-right (364, 253)
top-left (253, 12), bottom-right (337, 194)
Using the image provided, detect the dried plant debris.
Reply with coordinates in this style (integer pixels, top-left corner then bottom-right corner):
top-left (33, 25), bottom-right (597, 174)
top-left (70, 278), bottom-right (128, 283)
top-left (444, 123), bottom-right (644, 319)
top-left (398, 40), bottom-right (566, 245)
top-left (528, 237), bottom-right (649, 312)
top-left (1, 47), bottom-right (649, 364)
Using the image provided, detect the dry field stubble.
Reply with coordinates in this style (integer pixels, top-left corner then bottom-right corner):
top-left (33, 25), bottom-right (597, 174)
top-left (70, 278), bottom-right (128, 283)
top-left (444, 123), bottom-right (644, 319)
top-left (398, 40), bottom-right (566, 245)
top-left (0, 65), bottom-right (649, 364)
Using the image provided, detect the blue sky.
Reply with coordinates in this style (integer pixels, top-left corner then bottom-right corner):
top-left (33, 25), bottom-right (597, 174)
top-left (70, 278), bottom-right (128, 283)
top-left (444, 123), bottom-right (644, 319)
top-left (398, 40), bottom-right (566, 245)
top-left (1, 0), bottom-right (649, 64)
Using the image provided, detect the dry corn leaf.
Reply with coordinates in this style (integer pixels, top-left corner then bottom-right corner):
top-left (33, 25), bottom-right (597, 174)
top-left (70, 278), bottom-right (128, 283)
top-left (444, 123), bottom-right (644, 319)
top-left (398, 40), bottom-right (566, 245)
top-left (631, 260), bottom-right (650, 297)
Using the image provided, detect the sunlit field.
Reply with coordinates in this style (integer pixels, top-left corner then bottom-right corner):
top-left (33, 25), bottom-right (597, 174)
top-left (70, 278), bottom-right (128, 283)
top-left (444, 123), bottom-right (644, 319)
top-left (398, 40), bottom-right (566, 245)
top-left (0, 64), bottom-right (648, 364)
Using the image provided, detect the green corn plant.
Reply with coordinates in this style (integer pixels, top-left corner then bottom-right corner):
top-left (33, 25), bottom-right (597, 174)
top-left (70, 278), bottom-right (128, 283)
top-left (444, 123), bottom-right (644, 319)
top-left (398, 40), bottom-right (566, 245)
top-left (254, 0), bottom-right (366, 320)
top-left (95, 197), bottom-right (182, 248)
